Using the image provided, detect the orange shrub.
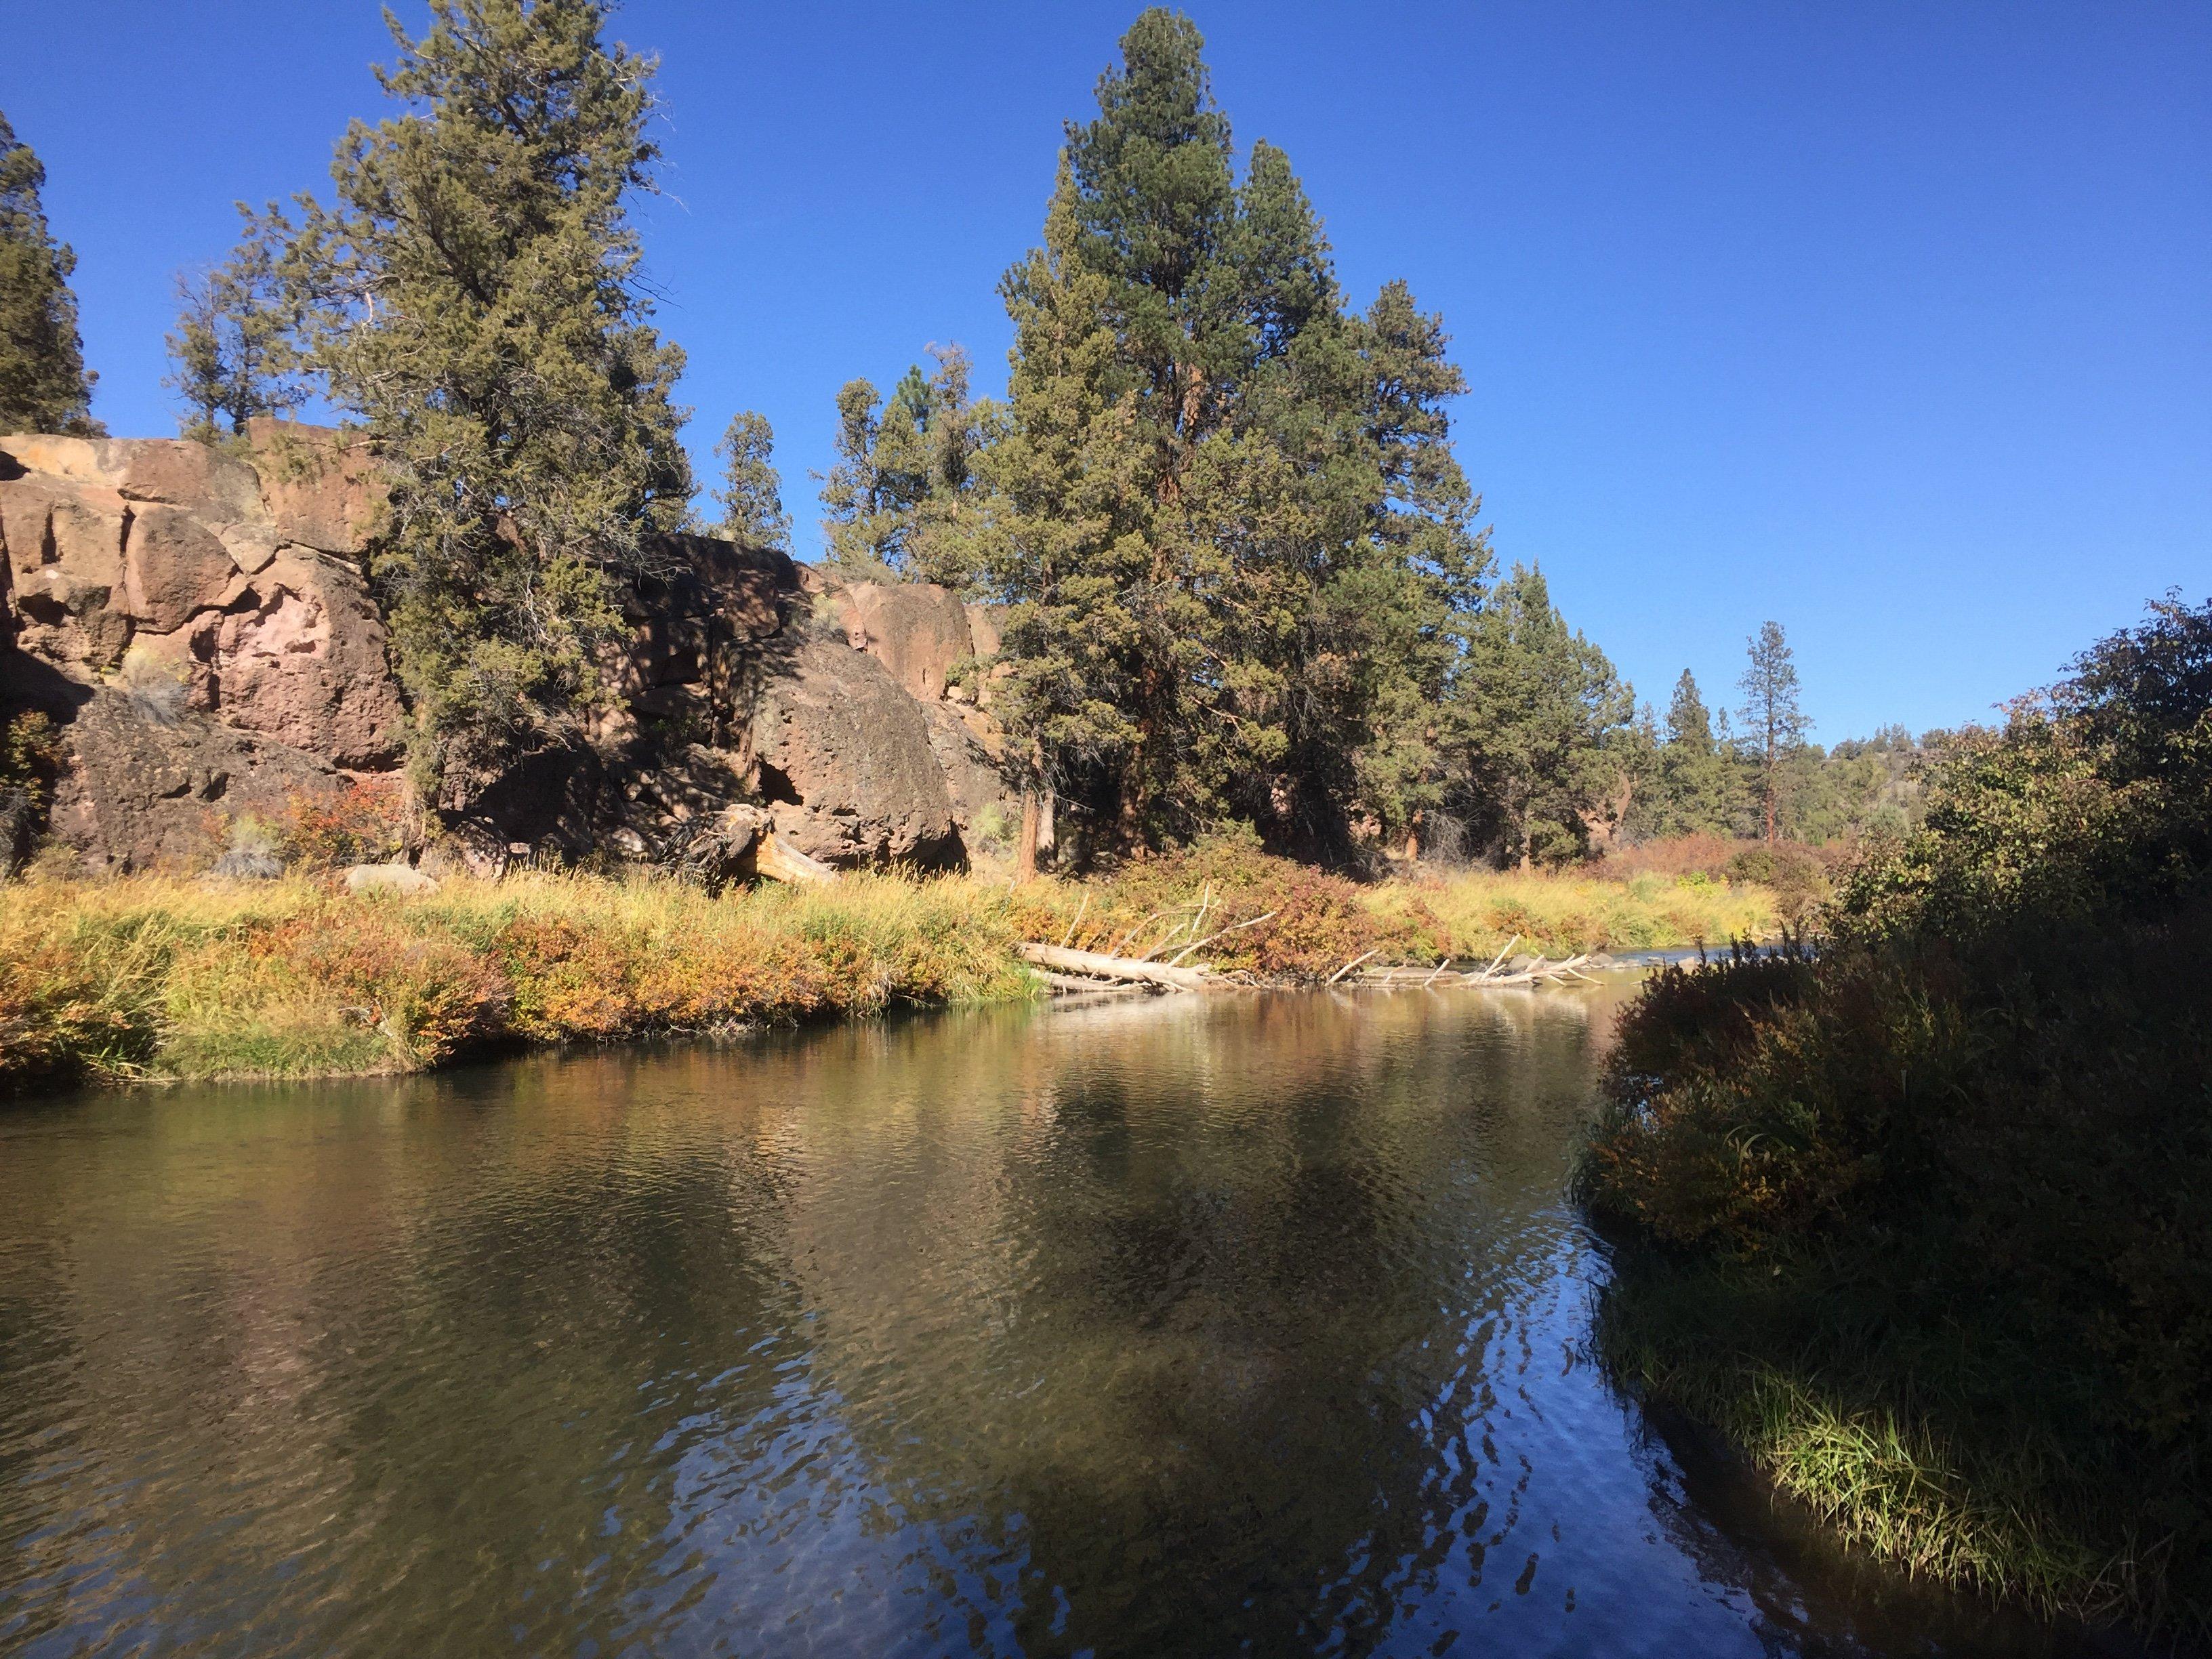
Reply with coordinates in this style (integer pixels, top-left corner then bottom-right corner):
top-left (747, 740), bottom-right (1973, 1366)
top-left (280, 777), bottom-right (413, 870)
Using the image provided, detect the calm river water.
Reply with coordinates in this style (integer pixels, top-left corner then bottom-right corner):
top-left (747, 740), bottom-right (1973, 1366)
top-left (0, 983), bottom-right (2127, 1657)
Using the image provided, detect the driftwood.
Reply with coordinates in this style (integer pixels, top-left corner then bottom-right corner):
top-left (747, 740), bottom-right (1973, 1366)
top-left (1326, 948), bottom-right (1380, 986)
top-left (1017, 941), bottom-right (1213, 992)
top-left (754, 832), bottom-right (838, 886)
top-left (1355, 950), bottom-right (1602, 989)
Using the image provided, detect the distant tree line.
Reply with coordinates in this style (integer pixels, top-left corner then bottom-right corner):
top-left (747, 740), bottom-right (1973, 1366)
top-left (2, 3), bottom-right (1927, 868)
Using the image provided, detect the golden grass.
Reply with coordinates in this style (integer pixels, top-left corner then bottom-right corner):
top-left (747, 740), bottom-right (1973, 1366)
top-left (1, 858), bottom-right (1776, 1087)
top-left (1374, 867), bottom-right (1774, 958)
top-left (1, 871), bottom-right (1033, 1086)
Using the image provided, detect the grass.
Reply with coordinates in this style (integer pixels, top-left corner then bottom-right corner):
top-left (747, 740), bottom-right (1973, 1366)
top-left (1591, 1244), bottom-right (2148, 1632)
top-left (0, 870), bottom-right (1035, 1086)
top-left (1387, 865), bottom-right (1771, 957)
top-left (0, 850), bottom-right (1777, 1088)
top-left (1008, 835), bottom-right (1776, 977)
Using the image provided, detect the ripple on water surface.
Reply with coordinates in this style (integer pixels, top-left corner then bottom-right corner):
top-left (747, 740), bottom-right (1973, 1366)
top-left (0, 987), bottom-right (2131, 1656)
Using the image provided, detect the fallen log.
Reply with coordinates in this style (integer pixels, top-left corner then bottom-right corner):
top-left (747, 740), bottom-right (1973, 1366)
top-left (754, 831), bottom-right (838, 886)
top-left (1035, 969), bottom-right (1153, 998)
top-left (1017, 941), bottom-right (1212, 991)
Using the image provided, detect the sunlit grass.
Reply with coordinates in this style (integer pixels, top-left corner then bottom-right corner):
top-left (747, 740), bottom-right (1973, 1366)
top-left (1, 857), bottom-right (1776, 1088)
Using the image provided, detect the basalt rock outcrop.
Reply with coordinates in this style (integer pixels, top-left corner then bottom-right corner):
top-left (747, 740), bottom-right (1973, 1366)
top-left (1, 426), bottom-right (1023, 877)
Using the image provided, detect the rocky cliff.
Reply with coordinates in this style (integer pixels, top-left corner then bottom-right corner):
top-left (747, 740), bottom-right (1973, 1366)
top-left (0, 424), bottom-right (1021, 878)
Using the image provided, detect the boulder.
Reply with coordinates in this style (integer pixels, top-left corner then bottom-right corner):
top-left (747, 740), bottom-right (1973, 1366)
top-left (344, 861), bottom-right (439, 897)
top-left (749, 633), bottom-right (958, 867)
top-left (830, 580), bottom-right (973, 703)
top-left (121, 504), bottom-right (236, 633)
top-left (201, 552), bottom-right (405, 769)
top-left (920, 699), bottom-right (1021, 861)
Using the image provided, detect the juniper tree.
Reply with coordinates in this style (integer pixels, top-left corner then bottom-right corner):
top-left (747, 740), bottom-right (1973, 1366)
top-left (0, 112), bottom-right (100, 436)
top-left (266, 0), bottom-right (691, 800)
top-left (1738, 619), bottom-right (1811, 843)
top-left (712, 410), bottom-right (790, 550)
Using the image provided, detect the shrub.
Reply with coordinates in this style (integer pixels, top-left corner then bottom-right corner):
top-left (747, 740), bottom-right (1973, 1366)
top-left (279, 777), bottom-right (414, 870)
top-left (1577, 596), bottom-right (2212, 1638)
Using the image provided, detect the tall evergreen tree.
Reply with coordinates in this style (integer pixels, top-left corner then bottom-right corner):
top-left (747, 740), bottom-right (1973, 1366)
top-left (1448, 565), bottom-right (1632, 868)
top-left (264, 0), bottom-right (691, 799)
top-left (820, 346), bottom-right (983, 581)
top-left (712, 410), bottom-right (790, 550)
top-left (0, 112), bottom-right (101, 436)
top-left (165, 205), bottom-right (305, 443)
top-left (1641, 669), bottom-right (1740, 835)
top-left (1738, 619), bottom-right (1811, 843)
top-left (974, 9), bottom-right (1489, 857)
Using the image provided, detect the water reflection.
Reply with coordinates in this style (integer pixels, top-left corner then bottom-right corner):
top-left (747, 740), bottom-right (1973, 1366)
top-left (0, 987), bottom-right (2115, 1656)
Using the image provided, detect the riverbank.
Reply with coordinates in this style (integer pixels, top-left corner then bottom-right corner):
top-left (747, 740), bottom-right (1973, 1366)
top-left (1, 852), bottom-right (1774, 1087)
top-left (1573, 600), bottom-right (2212, 1647)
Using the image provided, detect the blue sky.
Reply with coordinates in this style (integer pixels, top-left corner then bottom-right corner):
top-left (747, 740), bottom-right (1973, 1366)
top-left (5, 1), bottom-right (2207, 739)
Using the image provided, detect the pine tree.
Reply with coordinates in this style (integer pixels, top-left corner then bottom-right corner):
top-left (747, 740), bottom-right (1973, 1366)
top-left (1643, 669), bottom-right (1740, 835)
top-left (268, 0), bottom-right (692, 799)
top-left (0, 112), bottom-right (101, 436)
top-left (712, 411), bottom-right (790, 550)
top-left (975, 9), bottom-right (1491, 857)
top-left (165, 206), bottom-right (304, 444)
top-left (1449, 565), bottom-right (1632, 868)
top-left (1738, 620), bottom-right (1811, 843)
top-left (819, 346), bottom-right (983, 581)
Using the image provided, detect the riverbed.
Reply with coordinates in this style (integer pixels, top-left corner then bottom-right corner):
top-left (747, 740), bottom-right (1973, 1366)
top-left (0, 983), bottom-right (2125, 1656)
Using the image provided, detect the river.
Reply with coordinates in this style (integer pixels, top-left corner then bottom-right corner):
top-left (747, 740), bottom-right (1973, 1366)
top-left (0, 981), bottom-right (2128, 1656)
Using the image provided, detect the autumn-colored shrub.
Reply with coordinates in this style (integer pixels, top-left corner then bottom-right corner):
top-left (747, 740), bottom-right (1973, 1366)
top-left (279, 776), bottom-right (414, 870)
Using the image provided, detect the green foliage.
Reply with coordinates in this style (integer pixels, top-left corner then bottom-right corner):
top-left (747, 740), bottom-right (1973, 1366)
top-left (1736, 619), bottom-right (1810, 842)
top-left (819, 345), bottom-right (985, 581)
top-left (0, 110), bottom-right (101, 436)
top-left (258, 0), bottom-right (693, 800)
top-left (969, 11), bottom-right (1491, 859)
top-left (1636, 670), bottom-right (1744, 836)
top-left (1447, 565), bottom-right (1632, 866)
top-left (163, 205), bottom-right (306, 443)
top-left (712, 409), bottom-right (790, 550)
top-left (1578, 594), bottom-right (2212, 1640)
top-left (1, 708), bottom-right (66, 873)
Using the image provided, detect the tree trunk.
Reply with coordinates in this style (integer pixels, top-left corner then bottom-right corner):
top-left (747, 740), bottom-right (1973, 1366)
top-left (1016, 788), bottom-right (1040, 881)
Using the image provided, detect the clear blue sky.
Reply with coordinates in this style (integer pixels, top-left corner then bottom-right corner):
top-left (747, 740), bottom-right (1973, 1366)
top-left (5, 1), bottom-right (2207, 739)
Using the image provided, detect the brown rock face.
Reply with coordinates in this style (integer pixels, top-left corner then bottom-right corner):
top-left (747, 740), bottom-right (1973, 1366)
top-left (201, 553), bottom-right (407, 769)
top-left (750, 632), bottom-right (958, 867)
top-left (1, 472), bottom-right (134, 673)
top-left (830, 580), bottom-right (975, 703)
top-left (920, 699), bottom-right (1021, 861)
top-left (243, 418), bottom-right (383, 554)
top-left (5, 430), bottom-right (1023, 878)
top-left (43, 687), bottom-right (344, 875)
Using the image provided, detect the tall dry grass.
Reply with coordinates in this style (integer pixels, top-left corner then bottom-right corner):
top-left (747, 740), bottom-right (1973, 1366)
top-left (2, 849), bottom-right (1777, 1088)
top-left (1, 872), bottom-right (1033, 1086)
